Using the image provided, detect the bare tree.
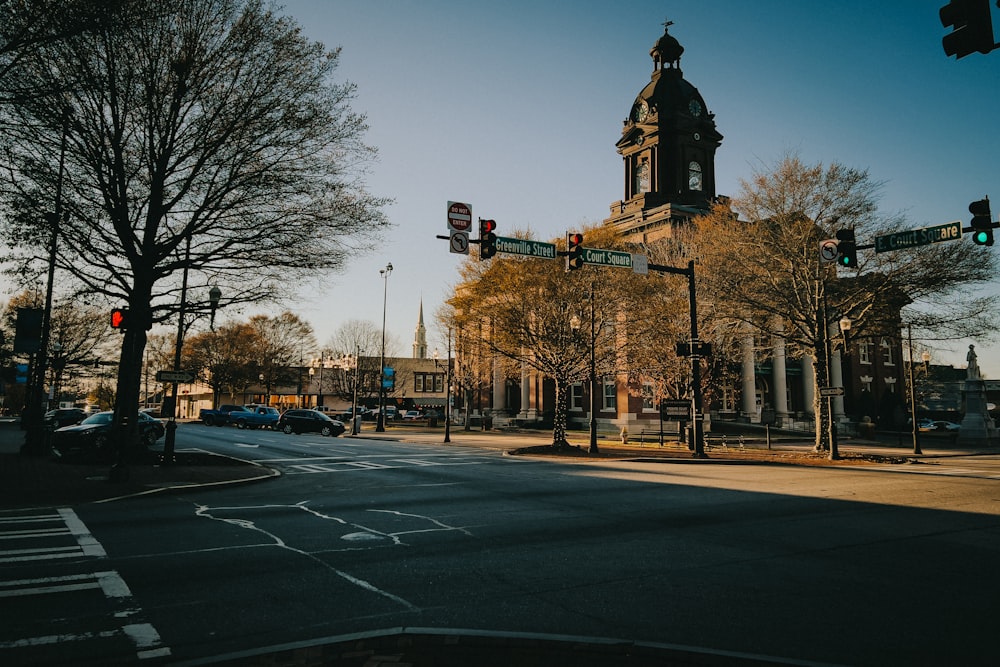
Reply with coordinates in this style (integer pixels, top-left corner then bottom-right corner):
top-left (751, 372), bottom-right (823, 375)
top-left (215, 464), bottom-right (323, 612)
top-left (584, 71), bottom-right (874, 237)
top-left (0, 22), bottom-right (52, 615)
top-left (692, 154), bottom-right (999, 454)
top-left (248, 312), bottom-right (315, 403)
top-left (0, 0), bottom-right (389, 446)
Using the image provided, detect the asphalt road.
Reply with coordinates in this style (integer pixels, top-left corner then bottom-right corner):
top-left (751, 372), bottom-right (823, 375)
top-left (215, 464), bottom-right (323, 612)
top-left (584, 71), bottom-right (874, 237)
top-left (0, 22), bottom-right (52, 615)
top-left (3, 424), bottom-right (999, 666)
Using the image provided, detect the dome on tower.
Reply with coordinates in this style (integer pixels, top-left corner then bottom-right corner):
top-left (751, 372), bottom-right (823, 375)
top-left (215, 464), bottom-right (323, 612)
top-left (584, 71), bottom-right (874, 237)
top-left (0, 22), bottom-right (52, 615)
top-left (650, 22), bottom-right (684, 69)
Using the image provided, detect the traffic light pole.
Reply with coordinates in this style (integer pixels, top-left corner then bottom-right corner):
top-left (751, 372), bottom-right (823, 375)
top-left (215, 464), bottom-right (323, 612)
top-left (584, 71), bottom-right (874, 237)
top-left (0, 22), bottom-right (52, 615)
top-left (648, 259), bottom-right (706, 458)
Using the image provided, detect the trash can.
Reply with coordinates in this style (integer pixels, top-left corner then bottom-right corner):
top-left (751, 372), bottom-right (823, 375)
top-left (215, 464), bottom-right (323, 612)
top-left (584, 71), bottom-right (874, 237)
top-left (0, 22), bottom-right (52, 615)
top-left (484, 416), bottom-right (493, 430)
top-left (429, 416), bottom-right (438, 427)
top-left (353, 415), bottom-right (362, 434)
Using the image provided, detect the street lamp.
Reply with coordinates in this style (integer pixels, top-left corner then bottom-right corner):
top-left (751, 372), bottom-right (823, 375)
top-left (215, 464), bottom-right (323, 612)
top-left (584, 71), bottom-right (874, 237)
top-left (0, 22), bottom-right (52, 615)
top-left (376, 262), bottom-right (393, 432)
top-left (434, 330), bottom-right (453, 443)
top-left (208, 285), bottom-right (222, 330)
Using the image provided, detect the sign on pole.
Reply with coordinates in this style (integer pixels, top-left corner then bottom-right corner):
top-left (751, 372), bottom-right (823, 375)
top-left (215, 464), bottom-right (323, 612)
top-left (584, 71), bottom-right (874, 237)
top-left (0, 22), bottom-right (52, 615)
top-left (874, 222), bottom-right (962, 253)
top-left (819, 386), bottom-right (844, 397)
top-left (447, 201), bottom-right (472, 232)
top-left (449, 231), bottom-right (469, 255)
top-left (156, 369), bottom-right (194, 383)
top-left (819, 239), bottom-right (839, 263)
top-left (495, 237), bottom-right (557, 259)
top-left (631, 253), bottom-right (648, 275)
top-left (582, 248), bottom-right (634, 269)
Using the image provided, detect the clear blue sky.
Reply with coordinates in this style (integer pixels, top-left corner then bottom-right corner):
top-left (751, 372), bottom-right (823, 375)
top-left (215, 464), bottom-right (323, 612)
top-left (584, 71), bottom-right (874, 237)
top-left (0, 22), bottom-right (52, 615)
top-left (272, 0), bottom-right (1000, 376)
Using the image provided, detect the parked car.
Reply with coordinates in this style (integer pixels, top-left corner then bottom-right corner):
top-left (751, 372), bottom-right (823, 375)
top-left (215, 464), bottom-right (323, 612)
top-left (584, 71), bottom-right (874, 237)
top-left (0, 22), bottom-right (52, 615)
top-left (44, 407), bottom-right (87, 428)
top-left (402, 410), bottom-right (422, 421)
top-left (915, 418), bottom-right (936, 432)
top-left (276, 409), bottom-right (345, 437)
top-left (51, 410), bottom-right (165, 461)
top-left (931, 420), bottom-right (961, 431)
top-left (231, 405), bottom-right (280, 429)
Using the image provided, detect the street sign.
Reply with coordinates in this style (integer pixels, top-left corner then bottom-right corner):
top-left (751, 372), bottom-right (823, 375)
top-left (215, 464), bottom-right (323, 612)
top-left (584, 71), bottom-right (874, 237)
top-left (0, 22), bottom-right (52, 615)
top-left (495, 236), bottom-right (556, 259)
top-left (819, 386), bottom-right (844, 397)
top-left (631, 253), bottom-right (648, 275)
top-left (874, 221), bottom-right (962, 254)
top-left (819, 239), bottom-right (839, 263)
top-left (582, 247), bottom-right (634, 269)
top-left (447, 201), bottom-right (472, 232)
top-left (449, 231), bottom-right (469, 255)
top-left (156, 369), bottom-right (194, 383)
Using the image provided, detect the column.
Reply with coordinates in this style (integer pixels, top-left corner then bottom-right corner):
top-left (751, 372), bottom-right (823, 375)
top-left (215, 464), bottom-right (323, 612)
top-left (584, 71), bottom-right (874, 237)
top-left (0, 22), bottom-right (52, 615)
top-left (493, 357), bottom-right (505, 412)
top-left (771, 323), bottom-right (789, 424)
top-left (741, 332), bottom-right (757, 419)
top-left (802, 356), bottom-right (815, 416)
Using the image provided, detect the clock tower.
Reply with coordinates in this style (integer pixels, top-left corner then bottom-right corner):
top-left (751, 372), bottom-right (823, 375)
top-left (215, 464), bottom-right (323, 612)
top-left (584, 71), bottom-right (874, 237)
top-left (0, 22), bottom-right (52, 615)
top-left (605, 21), bottom-right (723, 242)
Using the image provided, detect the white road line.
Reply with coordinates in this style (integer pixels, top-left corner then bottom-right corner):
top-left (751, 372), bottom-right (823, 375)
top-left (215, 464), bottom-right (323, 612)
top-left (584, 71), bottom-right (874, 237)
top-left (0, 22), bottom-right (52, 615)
top-left (59, 507), bottom-right (107, 558)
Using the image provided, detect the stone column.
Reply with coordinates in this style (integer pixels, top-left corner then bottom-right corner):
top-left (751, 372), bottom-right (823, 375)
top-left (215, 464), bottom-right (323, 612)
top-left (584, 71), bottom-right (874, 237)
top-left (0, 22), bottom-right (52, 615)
top-left (772, 322), bottom-right (789, 424)
top-left (741, 332), bottom-right (757, 419)
top-left (802, 356), bottom-right (815, 416)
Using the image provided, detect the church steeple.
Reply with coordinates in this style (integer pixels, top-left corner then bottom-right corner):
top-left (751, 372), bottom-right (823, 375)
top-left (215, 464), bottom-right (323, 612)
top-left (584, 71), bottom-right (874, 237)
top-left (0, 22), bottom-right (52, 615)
top-left (413, 298), bottom-right (427, 359)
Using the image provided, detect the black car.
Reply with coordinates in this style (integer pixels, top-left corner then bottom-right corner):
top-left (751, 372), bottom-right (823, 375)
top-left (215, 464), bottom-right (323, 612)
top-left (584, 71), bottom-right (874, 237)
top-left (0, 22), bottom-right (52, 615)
top-left (44, 407), bottom-right (87, 428)
top-left (276, 409), bottom-right (345, 436)
top-left (51, 410), bottom-right (166, 461)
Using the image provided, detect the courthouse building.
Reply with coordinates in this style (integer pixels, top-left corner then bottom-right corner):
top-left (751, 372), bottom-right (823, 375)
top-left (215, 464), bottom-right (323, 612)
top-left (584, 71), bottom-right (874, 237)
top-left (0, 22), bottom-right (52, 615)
top-left (454, 23), bottom-right (905, 433)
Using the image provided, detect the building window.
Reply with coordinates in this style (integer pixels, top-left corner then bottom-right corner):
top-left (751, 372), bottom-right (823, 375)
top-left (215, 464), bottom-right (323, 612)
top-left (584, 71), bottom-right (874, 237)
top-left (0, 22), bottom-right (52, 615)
top-left (688, 161), bottom-right (703, 191)
top-left (570, 383), bottom-right (583, 411)
top-left (859, 340), bottom-right (871, 365)
top-left (635, 158), bottom-right (650, 194)
top-left (602, 379), bottom-right (617, 411)
top-left (641, 382), bottom-right (656, 412)
top-left (413, 373), bottom-right (444, 393)
top-left (881, 338), bottom-right (894, 365)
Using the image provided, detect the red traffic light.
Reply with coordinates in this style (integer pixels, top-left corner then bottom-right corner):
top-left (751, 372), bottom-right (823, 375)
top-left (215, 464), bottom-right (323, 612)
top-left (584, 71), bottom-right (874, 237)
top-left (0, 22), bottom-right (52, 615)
top-left (110, 308), bottom-right (129, 330)
top-left (566, 232), bottom-right (584, 271)
top-left (479, 219), bottom-right (498, 260)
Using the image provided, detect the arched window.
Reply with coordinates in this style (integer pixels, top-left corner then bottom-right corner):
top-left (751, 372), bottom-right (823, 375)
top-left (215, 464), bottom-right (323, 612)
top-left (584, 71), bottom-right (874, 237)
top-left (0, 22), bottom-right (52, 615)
top-left (688, 161), bottom-right (703, 191)
top-left (634, 158), bottom-right (650, 194)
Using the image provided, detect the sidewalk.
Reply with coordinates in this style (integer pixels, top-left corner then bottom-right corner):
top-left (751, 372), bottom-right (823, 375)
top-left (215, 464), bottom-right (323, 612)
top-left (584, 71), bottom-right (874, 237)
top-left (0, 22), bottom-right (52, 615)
top-left (2, 419), bottom-right (995, 511)
top-left (0, 420), bottom-right (277, 511)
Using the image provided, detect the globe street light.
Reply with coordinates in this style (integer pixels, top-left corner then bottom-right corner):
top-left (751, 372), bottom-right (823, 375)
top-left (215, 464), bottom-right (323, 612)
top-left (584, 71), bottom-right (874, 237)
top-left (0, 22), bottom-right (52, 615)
top-left (376, 262), bottom-right (393, 432)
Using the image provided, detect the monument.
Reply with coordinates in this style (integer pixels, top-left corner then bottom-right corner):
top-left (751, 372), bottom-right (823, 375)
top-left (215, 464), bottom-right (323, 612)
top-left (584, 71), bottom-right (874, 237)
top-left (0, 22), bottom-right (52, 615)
top-left (957, 345), bottom-right (999, 447)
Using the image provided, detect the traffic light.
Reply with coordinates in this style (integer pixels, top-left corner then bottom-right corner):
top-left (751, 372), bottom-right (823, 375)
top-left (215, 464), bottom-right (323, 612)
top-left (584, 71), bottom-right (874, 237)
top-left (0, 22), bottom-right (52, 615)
top-left (110, 308), bottom-right (130, 330)
top-left (835, 228), bottom-right (857, 268)
top-left (479, 219), bottom-right (497, 260)
top-left (940, 0), bottom-right (996, 59)
top-left (970, 197), bottom-right (993, 245)
top-left (566, 232), bottom-right (584, 271)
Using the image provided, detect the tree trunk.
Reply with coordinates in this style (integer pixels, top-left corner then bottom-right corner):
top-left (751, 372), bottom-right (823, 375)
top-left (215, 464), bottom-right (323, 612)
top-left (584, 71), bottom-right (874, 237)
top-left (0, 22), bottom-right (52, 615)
top-left (551, 379), bottom-right (570, 449)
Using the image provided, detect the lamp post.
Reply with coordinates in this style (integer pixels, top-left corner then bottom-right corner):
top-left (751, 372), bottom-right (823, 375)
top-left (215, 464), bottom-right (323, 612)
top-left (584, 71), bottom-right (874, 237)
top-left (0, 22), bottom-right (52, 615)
top-left (907, 324), bottom-right (922, 455)
top-left (434, 333), bottom-right (453, 443)
top-left (376, 262), bottom-right (393, 432)
top-left (350, 349), bottom-right (360, 434)
top-left (259, 373), bottom-right (267, 406)
top-left (209, 285), bottom-right (221, 330)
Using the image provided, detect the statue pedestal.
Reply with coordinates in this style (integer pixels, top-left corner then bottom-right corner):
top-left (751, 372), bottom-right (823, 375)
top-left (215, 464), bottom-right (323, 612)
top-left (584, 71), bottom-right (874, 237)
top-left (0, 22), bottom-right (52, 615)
top-left (957, 379), bottom-right (999, 447)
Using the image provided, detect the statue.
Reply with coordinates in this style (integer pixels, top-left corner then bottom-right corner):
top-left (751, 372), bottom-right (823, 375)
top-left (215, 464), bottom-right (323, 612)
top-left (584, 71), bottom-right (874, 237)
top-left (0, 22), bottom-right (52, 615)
top-left (967, 344), bottom-right (980, 380)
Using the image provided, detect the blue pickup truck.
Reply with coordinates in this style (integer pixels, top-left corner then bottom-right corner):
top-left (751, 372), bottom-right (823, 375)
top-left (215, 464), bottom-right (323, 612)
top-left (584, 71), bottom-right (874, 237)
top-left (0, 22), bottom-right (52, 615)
top-left (199, 404), bottom-right (280, 429)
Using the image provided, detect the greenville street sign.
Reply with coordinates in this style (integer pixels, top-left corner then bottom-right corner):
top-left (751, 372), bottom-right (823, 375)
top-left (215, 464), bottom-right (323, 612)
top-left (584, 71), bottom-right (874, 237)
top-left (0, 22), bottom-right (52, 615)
top-left (874, 221), bottom-right (962, 253)
top-left (495, 236), bottom-right (557, 259)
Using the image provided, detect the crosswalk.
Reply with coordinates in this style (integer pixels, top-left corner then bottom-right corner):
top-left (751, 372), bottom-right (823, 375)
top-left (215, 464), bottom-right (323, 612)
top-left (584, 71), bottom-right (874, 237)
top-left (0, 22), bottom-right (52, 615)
top-left (859, 460), bottom-right (1000, 480)
top-left (0, 508), bottom-right (170, 663)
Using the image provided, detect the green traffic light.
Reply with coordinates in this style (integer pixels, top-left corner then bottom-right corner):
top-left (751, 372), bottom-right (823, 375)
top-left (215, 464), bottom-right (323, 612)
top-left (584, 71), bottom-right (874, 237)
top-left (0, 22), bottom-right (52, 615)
top-left (973, 230), bottom-right (993, 246)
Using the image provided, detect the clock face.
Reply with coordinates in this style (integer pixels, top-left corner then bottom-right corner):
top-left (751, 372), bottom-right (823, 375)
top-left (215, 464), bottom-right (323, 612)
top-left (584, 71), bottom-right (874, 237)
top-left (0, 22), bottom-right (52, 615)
top-left (688, 99), bottom-right (702, 117)
top-left (632, 101), bottom-right (648, 122)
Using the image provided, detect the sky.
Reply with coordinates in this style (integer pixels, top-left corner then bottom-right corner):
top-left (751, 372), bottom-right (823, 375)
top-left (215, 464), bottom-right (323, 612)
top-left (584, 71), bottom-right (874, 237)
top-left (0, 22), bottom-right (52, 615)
top-left (264, 0), bottom-right (1000, 374)
top-left (8, 1), bottom-right (1000, 375)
